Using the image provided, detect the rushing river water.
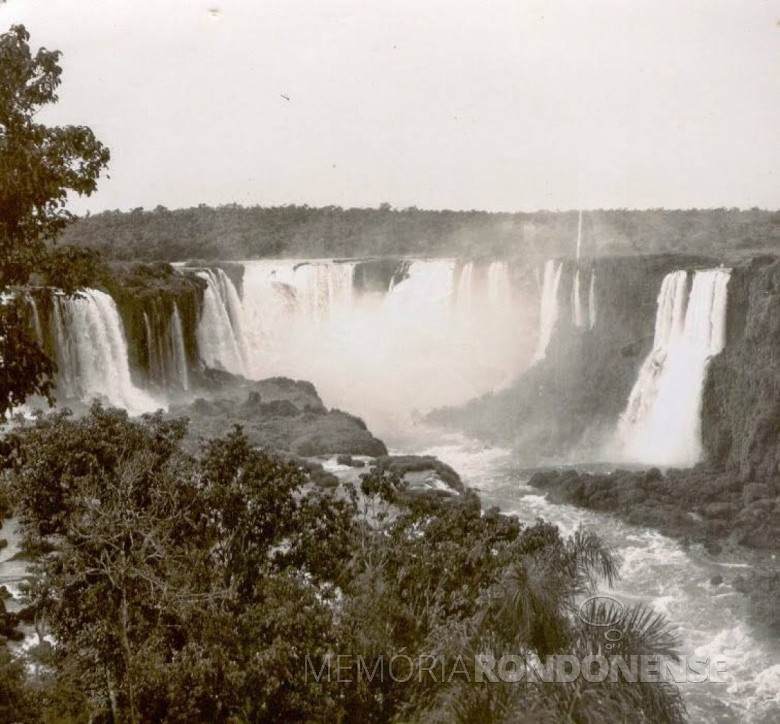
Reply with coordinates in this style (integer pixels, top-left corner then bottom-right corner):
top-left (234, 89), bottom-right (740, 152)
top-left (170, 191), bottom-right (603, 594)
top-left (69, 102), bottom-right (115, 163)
top-left (380, 430), bottom-right (780, 724)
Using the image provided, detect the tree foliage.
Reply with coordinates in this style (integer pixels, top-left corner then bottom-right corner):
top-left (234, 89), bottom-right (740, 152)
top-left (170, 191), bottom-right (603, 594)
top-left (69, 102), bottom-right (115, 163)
top-left (58, 202), bottom-right (780, 263)
top-left (0, 24), bottom-right (109, 286)
top-left (0, 24), bottom-right (110, 418)
top-left (0, 407), bottom-right (686, 722)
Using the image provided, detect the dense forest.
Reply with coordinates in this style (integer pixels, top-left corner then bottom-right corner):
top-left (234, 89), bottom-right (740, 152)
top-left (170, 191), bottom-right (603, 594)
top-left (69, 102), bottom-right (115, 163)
top-left (0, 406), bottom-right (686, 722)
top-left (60, 204), bottom-right (780, 262)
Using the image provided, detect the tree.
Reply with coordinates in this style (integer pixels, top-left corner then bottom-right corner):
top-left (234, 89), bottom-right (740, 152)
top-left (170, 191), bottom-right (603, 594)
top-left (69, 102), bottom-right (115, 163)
top-left (0, 24), bottom-right (110, 417)
top-left (4, 408), bottom-right (688, 722)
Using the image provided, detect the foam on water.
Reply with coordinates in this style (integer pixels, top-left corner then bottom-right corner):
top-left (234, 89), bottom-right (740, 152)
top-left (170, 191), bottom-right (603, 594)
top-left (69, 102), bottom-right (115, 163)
top-left (416, 438), bottom-right (779, 723)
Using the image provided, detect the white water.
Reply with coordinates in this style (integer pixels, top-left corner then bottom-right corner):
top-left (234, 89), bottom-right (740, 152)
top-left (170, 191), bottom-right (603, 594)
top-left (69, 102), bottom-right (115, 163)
top-left (456, 262), bottom-right (475, 313)
top-left (572, 268), bottom-right (585, 328)
top-left (409, 438), bottom-right (780, 724)
top-left (533, 259), bottom-right (563, 362)
top-left (486, 261), bottom-right (512, 309)
top-left (55, 290), bottom-right (160, 414)
top-left (143, 312), bottom-right (158, 380)
top-left (588, 270), bottom-right (597, 329)
top-left (194, 258), bottom-right (537, 431)
top-left (195, 269), bottom-right (248, 376)
top-left (615, 268), bottom-right (731, 466)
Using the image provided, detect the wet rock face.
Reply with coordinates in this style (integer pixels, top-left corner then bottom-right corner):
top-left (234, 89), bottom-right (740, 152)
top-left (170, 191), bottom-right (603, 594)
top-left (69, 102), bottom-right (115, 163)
top-left (352, 259), bottom-right (410, 294)
top-left (701, 257), bottom-right (780, 489)
top-left (104, 262), bottom-right (205, 386)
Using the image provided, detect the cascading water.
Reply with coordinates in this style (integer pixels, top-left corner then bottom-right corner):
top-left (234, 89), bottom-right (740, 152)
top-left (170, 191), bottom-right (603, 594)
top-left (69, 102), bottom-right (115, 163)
top-left (170, 302), bottom-right (189, 391)
top-left (533, 259), bottom-right (563, 362)
top-left (143, 311), bottom-right (162, 382)
top-left (486, 261), bottom-right (512, 309)
top-left (588, 270), bottom-right (597, 329)
top-left (455, 261), bottom-right (475, 313)
top-left (55, 289), bottom-right (160, 414)
top-left (239, 259), bottom-right (356, 379)
top-left (195, 269), bottom-right (248, 376)
top-left (616, 267), bottom-right (731, 466)
top-left (25, 295), bottom-right (44, 346)
top-left (143, 304), bottom-right (190, 391)
top-left (571, 269), bottom-right (585, 328)
top-left (195, 258), bottom-right (536, 430)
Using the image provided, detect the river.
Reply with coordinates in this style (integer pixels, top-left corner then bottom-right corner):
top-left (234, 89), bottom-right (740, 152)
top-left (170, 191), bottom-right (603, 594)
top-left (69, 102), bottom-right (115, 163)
top-left (390, 431), bottom-right (780, 723)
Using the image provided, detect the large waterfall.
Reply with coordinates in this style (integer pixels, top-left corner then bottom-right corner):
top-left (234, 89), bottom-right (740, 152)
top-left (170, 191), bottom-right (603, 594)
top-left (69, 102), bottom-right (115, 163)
top-left (616, 267), bottom-right (731, 466)
top-left (21, 257), bottom-right (732, 460)
top-left (16, 258), bottom-right (540, 421)
top-left (54, 290), bottom-right (160, 414)
top-left (193, 258), bottom-right (534, 428)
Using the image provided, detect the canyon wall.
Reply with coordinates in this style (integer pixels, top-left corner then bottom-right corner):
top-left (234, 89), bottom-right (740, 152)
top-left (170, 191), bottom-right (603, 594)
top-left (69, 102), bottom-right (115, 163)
top-left (701, 256), bottom-right (779, 488)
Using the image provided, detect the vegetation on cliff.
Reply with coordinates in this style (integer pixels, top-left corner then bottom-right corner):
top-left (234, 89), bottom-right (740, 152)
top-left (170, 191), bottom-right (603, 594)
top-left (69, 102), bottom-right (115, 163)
top-left (701, 256), bottom-right (780, 486)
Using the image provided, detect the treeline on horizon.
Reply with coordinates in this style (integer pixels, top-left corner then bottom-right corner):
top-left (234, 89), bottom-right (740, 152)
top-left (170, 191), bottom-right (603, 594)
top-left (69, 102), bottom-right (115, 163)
top-left (60, 204), bottom-right (780, 262)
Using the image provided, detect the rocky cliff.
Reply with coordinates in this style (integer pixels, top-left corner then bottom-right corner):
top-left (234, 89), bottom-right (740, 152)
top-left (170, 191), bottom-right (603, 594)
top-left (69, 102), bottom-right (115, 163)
top-left (701, 256), bottom-right (779, 488)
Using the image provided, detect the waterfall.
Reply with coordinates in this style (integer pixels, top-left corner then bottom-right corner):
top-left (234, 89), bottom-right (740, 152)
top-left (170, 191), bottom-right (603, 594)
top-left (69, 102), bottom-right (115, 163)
top-left (456, 262), bottom-right (475, 312)
top-left (51, 297), bottom-right (76, 399)
top-left (616, 268), bottom-right (731, 466)
top-left (300, 261), bottom-right (355, 319)
top-left (170, 303), bottom-right (189, 390)
top-left (239, 260), bottom-right (356, 378)
top-left (384, 259), bottom-right (456, 317)
top-left (25, 295), bottom-right (44, 346)
top-left (56, 289), bottom-right (160, 414)
top-left (486, 261), bottom-right (512, 309)
top-left (142, 303), bottom-right (190, 391)
top-left (572, 269), bottom-right (585, 328)
top-left (143, 311), bottom-right (161, 382)
top-left (533, 260), bottom-right (563, 362)
top-left (588, 271), bottom-right (597, 329)
top-left (225, 257), bottom-right (532, 427)
top-left (196, 269), bottom-right (248, 376)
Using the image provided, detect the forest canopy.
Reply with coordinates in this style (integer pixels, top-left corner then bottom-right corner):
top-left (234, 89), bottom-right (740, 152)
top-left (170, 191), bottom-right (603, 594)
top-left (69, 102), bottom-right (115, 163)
top-left (0, 405), bottom-right (687, 723)
top-left (60, 204), bottom-right (780, 262)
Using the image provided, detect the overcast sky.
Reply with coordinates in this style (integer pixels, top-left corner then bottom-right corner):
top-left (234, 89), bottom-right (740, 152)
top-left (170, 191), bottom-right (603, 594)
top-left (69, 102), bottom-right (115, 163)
top-left (2, 0), bottom-right (778, 212)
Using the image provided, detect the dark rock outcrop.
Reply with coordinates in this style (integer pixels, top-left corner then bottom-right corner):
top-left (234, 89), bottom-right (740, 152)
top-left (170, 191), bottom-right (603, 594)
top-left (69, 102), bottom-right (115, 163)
top-left (174, 377), bottom-right (387, 457)
top-left (374, 455), bottom-right (464, 494)
top-left (528, 466), bottom-right (780, 552)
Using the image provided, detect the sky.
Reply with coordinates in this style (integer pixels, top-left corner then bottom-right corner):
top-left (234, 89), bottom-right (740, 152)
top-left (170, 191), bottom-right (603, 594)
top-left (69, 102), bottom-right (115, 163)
top-left (1, 0), bottom-right (778, 213)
